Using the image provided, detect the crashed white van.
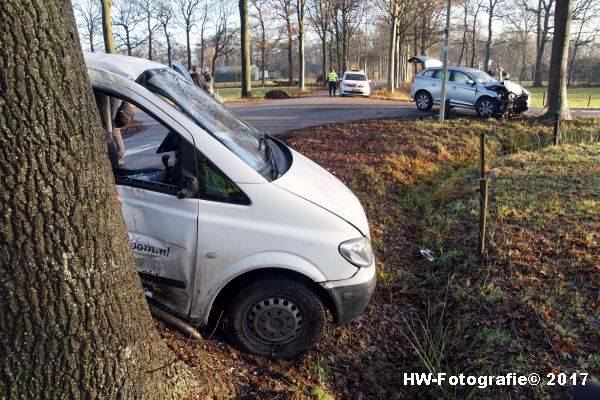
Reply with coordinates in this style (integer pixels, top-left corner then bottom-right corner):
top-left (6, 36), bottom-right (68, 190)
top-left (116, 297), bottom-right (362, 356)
top-left (84, 52), bottom-right (376, 358)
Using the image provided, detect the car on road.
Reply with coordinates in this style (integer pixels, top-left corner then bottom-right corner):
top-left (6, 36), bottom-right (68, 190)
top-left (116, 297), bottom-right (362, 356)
top-left (410, 66), bottom-right (530, 118)
top-left (84, 52), bottom-right (376, 359)
top-left (340, 70), bottom-right (371, 98)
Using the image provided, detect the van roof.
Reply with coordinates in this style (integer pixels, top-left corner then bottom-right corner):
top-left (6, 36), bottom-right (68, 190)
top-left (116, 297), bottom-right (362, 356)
top-left (83, 51), bottom-right (167, 80)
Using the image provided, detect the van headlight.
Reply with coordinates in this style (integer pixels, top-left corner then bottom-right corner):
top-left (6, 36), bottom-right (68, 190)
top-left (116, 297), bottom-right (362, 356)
top-left (339, 237), bottom-right (374, 267)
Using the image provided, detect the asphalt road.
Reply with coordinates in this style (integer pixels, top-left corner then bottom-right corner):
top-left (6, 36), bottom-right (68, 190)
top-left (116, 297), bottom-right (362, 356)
top-left (228, 92), bottom-right (432, 135)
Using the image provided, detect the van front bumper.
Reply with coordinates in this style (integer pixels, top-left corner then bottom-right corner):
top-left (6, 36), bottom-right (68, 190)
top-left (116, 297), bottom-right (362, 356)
top-left (321, 265), bottom-right (377, 324)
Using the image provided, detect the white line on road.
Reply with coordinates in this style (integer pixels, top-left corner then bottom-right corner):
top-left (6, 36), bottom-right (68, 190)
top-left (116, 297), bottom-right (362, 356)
top-left (124, 142), bottom-right (161, 156)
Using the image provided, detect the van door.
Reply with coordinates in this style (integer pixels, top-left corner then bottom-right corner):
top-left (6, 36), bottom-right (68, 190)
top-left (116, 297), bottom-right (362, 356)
top-left (96, 89), bottom-right (199, 318)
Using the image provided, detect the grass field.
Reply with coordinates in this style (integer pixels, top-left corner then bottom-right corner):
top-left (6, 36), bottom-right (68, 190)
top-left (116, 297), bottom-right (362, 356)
top-left (526, 86), bottom-right (600, 109)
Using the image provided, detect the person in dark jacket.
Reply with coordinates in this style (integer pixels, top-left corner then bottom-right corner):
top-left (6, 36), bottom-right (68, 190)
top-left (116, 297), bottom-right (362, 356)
top-left (203, 67), bottom-right (214, 94)
top-left (191, 65), bottom-right (205, 88)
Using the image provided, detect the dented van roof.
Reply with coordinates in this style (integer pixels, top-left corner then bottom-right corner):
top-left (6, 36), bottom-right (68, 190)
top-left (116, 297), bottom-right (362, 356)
top-left (83, 51), bottom-right (167, 81)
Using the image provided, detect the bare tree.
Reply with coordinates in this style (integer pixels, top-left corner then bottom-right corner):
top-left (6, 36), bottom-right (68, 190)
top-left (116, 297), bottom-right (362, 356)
top-left (297, 0), bottom-right (306, 90)
top-left (0, 0), bottom-right (193, 397)
top-left (112, 0), bottom-right (145, 56)
top-left (483, 0), bottom-right (505, 70)
top-left (139, 0), bottom-right (159, 60)
top-left (545, 0), bottom-right (573, 119)
top-left (527, 0), bottom-right (555, 87)
top-left (198, 2), bottom-right (211, 67)
top-left (73, 0), bottom-right (101, 52)
top-left (307, 0), bottom-right (332, 81)
top-left (568, 0), bottom-right (600, 85)
top-left (240, 0), bottom-right (252, 97)
top-left (469, 0), bottom-right (484, 68)
top-left (272, 0), bottom-right (296, 84)
top-left (157, 0), bottom-right (174, 65)
top-left (175, 0), bottom-right (202, 69)
top-left (210, 0), bottom-right (237, 75)
top-left (331, 0), bottom-right (364, 72)
top-left (101, 0), bottom-right (116, 53)
top-left (251, 0), bottom-right (279, 86)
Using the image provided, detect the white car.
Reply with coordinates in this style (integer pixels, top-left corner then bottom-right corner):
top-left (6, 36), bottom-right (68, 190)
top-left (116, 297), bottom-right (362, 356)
top-left (84, 52), bottom-right (376, 358)
top-left (340, 70), bottom-right (371, 97)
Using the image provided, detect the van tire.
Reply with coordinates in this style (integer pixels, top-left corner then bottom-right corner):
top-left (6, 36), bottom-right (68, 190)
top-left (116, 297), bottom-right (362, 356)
top-left (224, 277), bottom-right (325, 359)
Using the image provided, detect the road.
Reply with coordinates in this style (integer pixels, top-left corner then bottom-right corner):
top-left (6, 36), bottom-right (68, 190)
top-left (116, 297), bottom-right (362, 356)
top-left (228, 90), bottom-right (599, 135)
top-left (228, 92), bottom-right (433, 135)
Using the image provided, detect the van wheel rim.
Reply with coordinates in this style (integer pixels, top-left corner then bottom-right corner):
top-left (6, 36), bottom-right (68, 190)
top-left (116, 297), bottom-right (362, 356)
top-left (417, 94), bottom-right (429, 109)
top-left (479, 100), bottom-right (494, 116)
top-left (245, 297), bottom-right (303, 345)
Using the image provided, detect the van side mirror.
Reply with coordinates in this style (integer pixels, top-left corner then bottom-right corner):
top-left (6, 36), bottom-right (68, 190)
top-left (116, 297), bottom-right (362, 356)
top-left (466, 79), bottom-right (475, 85)
top-left (177, 177), bottom-right (199, 199)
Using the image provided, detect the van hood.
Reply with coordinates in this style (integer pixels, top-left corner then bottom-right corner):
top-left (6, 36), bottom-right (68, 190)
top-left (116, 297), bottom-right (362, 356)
top-left (274, 149), bottom-right (370, 237)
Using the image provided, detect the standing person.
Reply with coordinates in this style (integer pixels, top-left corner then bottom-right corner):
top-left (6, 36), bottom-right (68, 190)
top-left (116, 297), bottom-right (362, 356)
top-left (110, 98), bottom-right (127, 167)
top-left (326, 69), bottom-right (338, 97)
top-left (191, 65), bottom-right (205, 88)
top-left (203, 67), bottom-right (214, 94)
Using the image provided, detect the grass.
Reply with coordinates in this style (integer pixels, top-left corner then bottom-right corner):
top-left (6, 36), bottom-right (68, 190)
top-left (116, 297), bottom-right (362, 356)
top-left (525, 86), bottom-right (600, 109)
top-left (157, 116), bottom-right (599, 399)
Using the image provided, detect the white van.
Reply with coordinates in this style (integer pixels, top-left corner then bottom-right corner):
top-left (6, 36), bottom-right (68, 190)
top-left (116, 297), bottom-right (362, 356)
top-left (85, 52), bottom-right (376, 358)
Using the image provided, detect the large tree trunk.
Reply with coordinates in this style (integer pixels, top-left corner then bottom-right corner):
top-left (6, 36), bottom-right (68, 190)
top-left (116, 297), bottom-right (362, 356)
top-left (545, 0), bottom-right (573, 120)
top-left (387, 14), bottom-right (397, 93)
top-left (287, 20), bottom-right (293, 85)
top-left (321, 34), bottom-right (327, 83)
top-left (0, 1), bottom-right (194, 398)
top-left (239, 0), bottom-right (251, 97)
top-left (186, 28), bottom-right (192, 70)
top-left (101, 0), bottom-right (115, 53)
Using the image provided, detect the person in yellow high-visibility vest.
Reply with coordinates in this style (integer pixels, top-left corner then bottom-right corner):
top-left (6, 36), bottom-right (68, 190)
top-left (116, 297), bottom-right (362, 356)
top-left (326, 69), bottom-right (338, 97)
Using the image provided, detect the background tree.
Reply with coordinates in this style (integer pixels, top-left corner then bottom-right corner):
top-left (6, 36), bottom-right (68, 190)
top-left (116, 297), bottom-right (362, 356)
top-left (209, 0), bottom-right (237, 75)
top-left (272, 0), bottom-right (296, 84)
top-left (568, 0), bottom-right (600, 86)
top-left (198, 1), bottom-right (211, 67)
top-left (101, 0), bottom-right (116, 53)
top-left (307, 0), bottom-right (332, 82)
top-left (139, 0), bottom-right (159, 60)
top-left (0, 0), bottom-right (194, 397)
top-left (297, 0), bottom-right (306, 90)
top-left (158, 0), bottom-right (174, 65)
top-left (483, 0), bottom-right (504, 69)
top-left (545, 0), bottom-right (573, 119)
top-left (240, 0), bottom-right (252, 97)
top-left (251, 0), bottom-right (278, 86)
top-left (529, 0), bottom-right (555, 87)
top-left (73, 0), bottom-right (102, 52)
top-left (175, 0), bottom-right (201, 69)
top-left (112, 0), bottom-right (145, 55)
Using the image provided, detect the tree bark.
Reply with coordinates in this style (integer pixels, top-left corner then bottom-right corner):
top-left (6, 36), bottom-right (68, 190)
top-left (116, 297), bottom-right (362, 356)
top-left (387, 14), bottom-right (397, 93)
top-left (297, 0), bottom-right (305, 90)
top-left (0, 1), bottom-right (195, 398)
top-left (240, 0), bottom-right (252, 97)
top-left (101, 0), bottom-right (115, 53)
top-left (545, 0), bottom-right (572, 119)
top-left (287, 20), bottom-right (294, 85)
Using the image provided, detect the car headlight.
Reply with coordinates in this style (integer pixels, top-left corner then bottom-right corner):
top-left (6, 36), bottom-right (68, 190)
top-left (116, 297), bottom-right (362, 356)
top-left (339, 237), bottom-right (374, 267)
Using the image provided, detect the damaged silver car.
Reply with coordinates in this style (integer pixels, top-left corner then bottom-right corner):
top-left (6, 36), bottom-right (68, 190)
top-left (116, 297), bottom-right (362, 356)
top-left (410, 63), bottom-right (531, 118)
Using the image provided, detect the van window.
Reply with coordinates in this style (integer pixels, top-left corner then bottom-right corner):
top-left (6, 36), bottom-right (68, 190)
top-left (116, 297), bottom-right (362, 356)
top-left (196, 151), bottom-right (250, 205)
top-left (140, 69), bottom-right (271, 177)
top-left (422, 70), bottom-right (435, 78)
top-left (431, 69), bottom-right (444, 80)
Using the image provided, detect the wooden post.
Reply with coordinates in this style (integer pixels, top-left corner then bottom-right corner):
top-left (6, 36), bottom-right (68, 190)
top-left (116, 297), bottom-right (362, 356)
top-left (478, 131), bottom-right (489, 258)
top-left (553, 113), bottom-right (560, 145)
top-left (542, 91), bottom-right (546, 107)
top-left (588, 94), bottom-right (592, 108)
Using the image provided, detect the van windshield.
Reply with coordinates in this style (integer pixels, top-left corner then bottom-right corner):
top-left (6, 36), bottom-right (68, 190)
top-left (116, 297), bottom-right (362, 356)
top-left (144, 69), bottom-right (268, 173)
top-left (469, 70), bottom-right (497, 84)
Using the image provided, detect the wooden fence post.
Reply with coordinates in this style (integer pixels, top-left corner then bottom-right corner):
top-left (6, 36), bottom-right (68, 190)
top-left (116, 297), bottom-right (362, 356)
top-left (553, 113), bottom-right (560, 145)
top-left (478, 131), bottom-right (489, 258)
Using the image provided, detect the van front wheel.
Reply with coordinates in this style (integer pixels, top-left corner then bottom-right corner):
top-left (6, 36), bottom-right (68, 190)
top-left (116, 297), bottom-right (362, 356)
top-left (224, 277), bottom-right (325, 358)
